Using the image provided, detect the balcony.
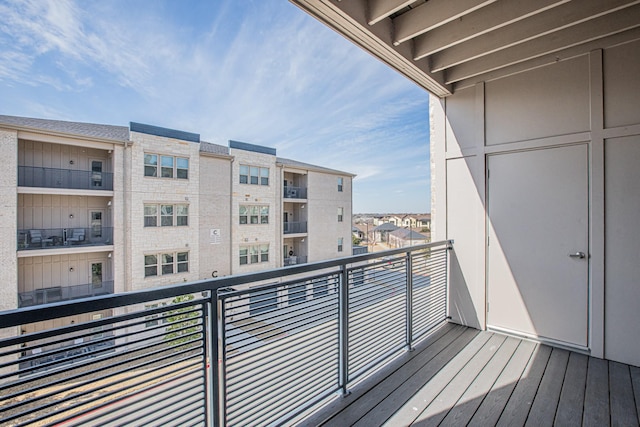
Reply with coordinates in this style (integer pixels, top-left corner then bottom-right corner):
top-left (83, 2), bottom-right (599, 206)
top-left (283, 221), bottom-right (307, 234)
top-left (284, 185), bottom-right (307, 199)
top-left (284, 255), bottom-right (307, 266)
top-left (18, 165), bottom-right (114, 191)
top-left (17, 227), bottom-right (113, 251)
top-left (0, 242), bottom-right (450, 426)
top-left (1, 241), bottom-right (638, 426)
top-left (18, 281), bottom-right (114, 307)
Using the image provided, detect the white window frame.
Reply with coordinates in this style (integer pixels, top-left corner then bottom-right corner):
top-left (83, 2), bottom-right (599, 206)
top-left (338, 177), bottom-right (344, 192)
top-left (240, 165), bottom-right (270, 186)
top-left (145, 251), bottom-right (189, 277)
top-left (240, 244), bottom-right (270, 265)
top-left (338, 237), bottom-right (344, 252)
top-left (239, 205), bottom-right (269, 225)
top-left (144, 153), bottom-right (189, 180)
top-left (338, 207), bottom-right (344, 222)
top-left (145, 204), bottom-right (189, 227)
top-left (144, 255), bottom-right (158, 277)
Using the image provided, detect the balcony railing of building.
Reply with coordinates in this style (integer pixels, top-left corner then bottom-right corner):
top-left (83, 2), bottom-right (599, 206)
top-left (17, 227), bottom-right (113, 250)
top-left (18, 281), bottom-right (115, 308)
top-left (0, 241), bottom-right (451, 427)
top-left (18, 165), bottom-right (114, 191)
top-left (283, 221), bottom-right (307, 234)
top-left (284, 185), bottom-right (307, 199)
top-left (284, 255), bottom-right (307, 266)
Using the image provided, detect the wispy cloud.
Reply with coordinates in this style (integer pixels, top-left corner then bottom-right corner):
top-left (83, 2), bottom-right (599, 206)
top-left (0, 0), bottom-right (430, 212)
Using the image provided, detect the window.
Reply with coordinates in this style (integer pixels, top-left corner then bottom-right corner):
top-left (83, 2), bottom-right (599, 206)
top-left (338, 237), bottom-right (344, 252)
top-left (240, 165), bottom-right (249, 184)
top-left (146, 252), bottom-right (189, 277)
top-left (338, 207), bottom-right (344, 222)
top-left (177, 158), bottom-right (189, 179)
top-left (338, 177), bottom-right (344, 192)
top-left (161, 205), bottom-right (173, 226)
top-left (144, 255), bottom-right (158, 277)
top-left (161, 156), bottom-right (174, 178)
top-left (144, 154), bottom-right (158, 177)
top-left (144, 205), bottom-right (158, 227)
top-left (240, 165), bottom-right (270, 186)
top-left (162, 253), bottom-right (174, 274)
top-left (144, 153), bottom-right (189, 180)
top-left (239, 205), bottom-right (269, 225)
top-left (240, 245), bottom-right (269, 265)
top-left (177, 205), bottom-right (188, 226)
top-left (145, 204), bottom-right (188, 227)
top-left (177, 252), bottom-right (189, 272)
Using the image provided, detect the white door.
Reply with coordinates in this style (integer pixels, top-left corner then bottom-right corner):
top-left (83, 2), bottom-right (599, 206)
top-left (487, 144), bottom-right (589, 347)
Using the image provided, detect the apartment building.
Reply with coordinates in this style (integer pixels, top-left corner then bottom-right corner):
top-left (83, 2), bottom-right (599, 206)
top-left (0, 115), bottom-right (353, 341)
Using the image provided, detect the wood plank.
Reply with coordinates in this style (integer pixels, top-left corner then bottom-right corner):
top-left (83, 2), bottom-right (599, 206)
top-left (393, 0), bottom-right (497, 45)
top-left (554, 352), bottom-right (588, 426)
top-left (320, 324), bottom-right (468, 427)
top-left (378, 331), bottom-right (493, 426)
top-left (609, 361), bottom-right (639, 426)
top-left (411, 334), bottom-right (509, 426)
top-left (583, 357), bottom-right (610, 427)
top-left (347, 328), bottom-right (481, 427)
top-left (439, 336), bottom-right (521, 426)
top-left (467, 340), bottom-right (536, 427)
top-left (496, 344), bottom-right (552, 426)
top-left (631, 366), bottom-right (640, 425)
top-left (524, 348), bottom-right (569, 426)
top-left (368, 0), bottom-right (416, 25)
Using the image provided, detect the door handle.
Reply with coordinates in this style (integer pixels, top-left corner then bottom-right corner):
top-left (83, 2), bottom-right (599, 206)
top-left (569, 252), bottom-right (586, 259)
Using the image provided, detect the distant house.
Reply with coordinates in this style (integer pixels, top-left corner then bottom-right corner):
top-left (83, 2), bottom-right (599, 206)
top-left (388, 228), bottom-right (429, 248)
top-left (415, 214), bottom-right (431, 231)
top-left (372, 222), bottom-right (399, 243)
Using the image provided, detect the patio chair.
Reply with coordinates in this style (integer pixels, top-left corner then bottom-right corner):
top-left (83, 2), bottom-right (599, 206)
top-left (67, 229), bottom-right (85, 244)
top-left (29, 230), bottom-right (53, 247)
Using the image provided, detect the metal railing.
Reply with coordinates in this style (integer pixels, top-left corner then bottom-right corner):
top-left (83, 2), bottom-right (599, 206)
top-left (17, 227), bottom-right (114, 250)
top-left (0, 240), bottom-right (451, 427)
top-left (284, 186), bottom-right (307, 199)
top-left (18, 281), bottom-right (115, 308)
top-left (283, 255), bottom-right (308, 266)
top-left (18, 165), bottom-right (114, 191)
top-left (283, 221), bottom-right (307, 234)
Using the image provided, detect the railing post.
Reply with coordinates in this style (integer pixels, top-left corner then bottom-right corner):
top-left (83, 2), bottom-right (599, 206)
top-left (405, 250), bottom-right (414, 351)
top-left (206, 289), bottom-right (225, 427)
top-left (338, 264), bottom-right (350, 396)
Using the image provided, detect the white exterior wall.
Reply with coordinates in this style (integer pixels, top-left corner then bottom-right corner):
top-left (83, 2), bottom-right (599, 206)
top-left (127, 131), bottom-right (201, 291)
top-left (230, 148), bottom-right (278, 274)
top-left (198, 154), bottom-right (232, 279)
top-left (433, 39), bottom-right (640, 365)
top-left (0, 130), bottom-right (18, 312)
top-left (306, 171), bottom-right (352, 261)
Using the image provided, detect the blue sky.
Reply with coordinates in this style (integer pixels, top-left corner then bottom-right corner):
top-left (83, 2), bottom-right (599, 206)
top-left (0, 0), bottom-right (431, 213)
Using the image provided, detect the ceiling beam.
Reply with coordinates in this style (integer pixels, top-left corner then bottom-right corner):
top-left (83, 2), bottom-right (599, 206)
top-left (367, 0), bottom-right (416, 26)
top-left (444, 5), bottom-right (640, 84)
top-left (453, 27), bottom-right (640, 91)
top-left (393, 0), bottom-right (497, 46)
top-left (431, 0), bottom-right (640, 72)
top-left (413, 0), bottom-right (568, 60)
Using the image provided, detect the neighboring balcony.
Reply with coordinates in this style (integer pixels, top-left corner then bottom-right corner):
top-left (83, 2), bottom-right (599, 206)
top-left (18, 165), bottom-right (114, 191)
top-left (18, 281), bottom-right (115, 308)
top-left (17, 227), bottom-right (113, 251)
top-left (284, 255), bottom-right (307, 266)
top-left (283, 221), bottom-right (307, 234)
top-left (284, 185), bottom-right (307, 199)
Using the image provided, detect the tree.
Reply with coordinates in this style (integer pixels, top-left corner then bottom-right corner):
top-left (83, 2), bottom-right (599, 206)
top-left (165, 294), bottom-right (201, 347)
top-left (352, 235), bottom-right (362, 246)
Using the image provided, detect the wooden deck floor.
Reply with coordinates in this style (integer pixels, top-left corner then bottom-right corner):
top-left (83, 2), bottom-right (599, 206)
top-left (308, 323), bottom-right (640, 426)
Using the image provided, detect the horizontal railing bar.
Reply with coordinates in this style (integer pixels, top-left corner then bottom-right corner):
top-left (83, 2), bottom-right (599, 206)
top-left (48, 367), bottom-right (204, 427)
top-left (227, 341), bottom-right (337, 394)
top-left (227, 295), bottom-right (337, 325)
top-left (227, 331), bottom-right (333, 372)
top-left (227, 353), bottom-right (336, 409)
top-left (225, 300), bottom-right (336, 334)
top-left (227, 287), bottom-right (338, 314)
top-left (112, 386), bottom-right (204, 427)
top-left (0, 241), bottom-right (450, 326)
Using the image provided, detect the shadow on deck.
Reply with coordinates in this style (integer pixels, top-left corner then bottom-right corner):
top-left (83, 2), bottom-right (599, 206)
top-left (307, 323), bottom-right (640, 426)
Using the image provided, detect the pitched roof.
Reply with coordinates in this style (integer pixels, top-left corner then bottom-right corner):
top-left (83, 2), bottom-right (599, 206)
top-left (373, 223), bottom-right (399, 232)
top-left (0, 115), bottom-right (129, 142)
top-left (277, 157), bottom-right (355, 177)
top-left (390, 229), bottom-right (428, 240)
top-left (200, 141), bottom-right (230, 156)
